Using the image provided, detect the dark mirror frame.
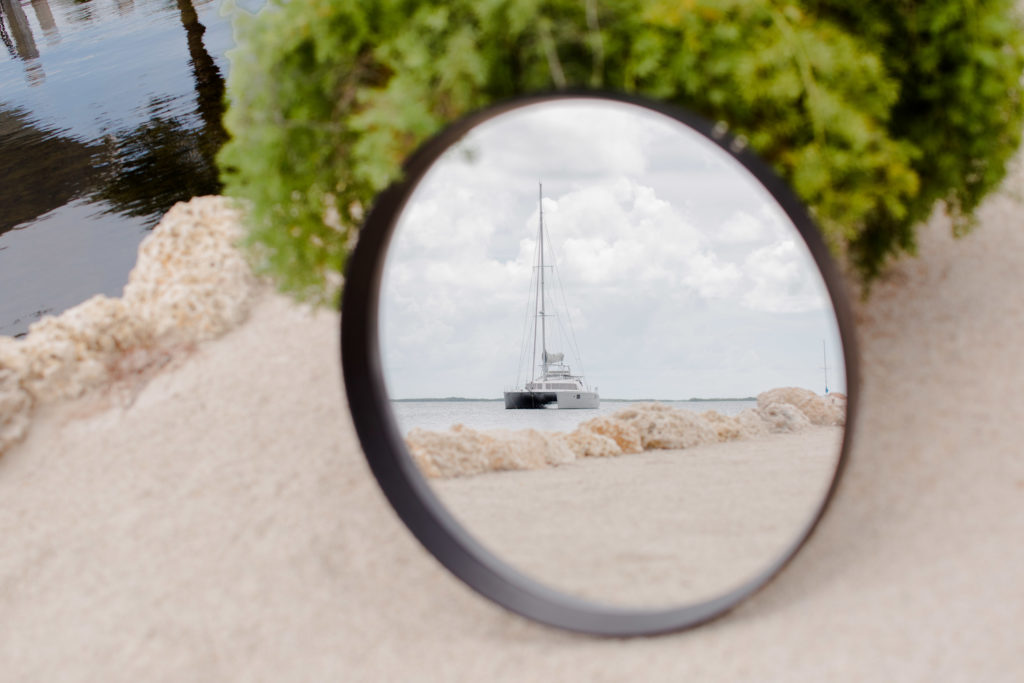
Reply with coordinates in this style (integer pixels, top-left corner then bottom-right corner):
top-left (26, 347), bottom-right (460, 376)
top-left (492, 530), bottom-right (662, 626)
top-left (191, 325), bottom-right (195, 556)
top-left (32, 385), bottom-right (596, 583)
top-left (340, 90), bottom-right (860, 636)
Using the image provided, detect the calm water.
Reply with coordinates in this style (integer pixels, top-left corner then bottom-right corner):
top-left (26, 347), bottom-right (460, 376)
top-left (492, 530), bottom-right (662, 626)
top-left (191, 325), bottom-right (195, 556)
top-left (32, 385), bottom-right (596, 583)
top-left (391, 399), bottom-right (758, 435)
top-left (0, 0), bottom-right (233, 337)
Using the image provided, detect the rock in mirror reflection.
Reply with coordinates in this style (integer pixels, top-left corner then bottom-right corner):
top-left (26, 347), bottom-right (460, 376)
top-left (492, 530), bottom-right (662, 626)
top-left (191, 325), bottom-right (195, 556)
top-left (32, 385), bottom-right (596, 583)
top-left (430, 418), bottom-right (843, 608)
top-left (403, 389), bottom-right (846, 608)
top-left (406, 388), bottom-right (845, 479)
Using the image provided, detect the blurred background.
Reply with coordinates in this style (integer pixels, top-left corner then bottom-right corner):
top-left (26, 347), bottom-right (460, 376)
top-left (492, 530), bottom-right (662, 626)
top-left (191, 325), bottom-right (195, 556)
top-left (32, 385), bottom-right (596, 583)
top-left (0, 0), bottom-right (233, 337)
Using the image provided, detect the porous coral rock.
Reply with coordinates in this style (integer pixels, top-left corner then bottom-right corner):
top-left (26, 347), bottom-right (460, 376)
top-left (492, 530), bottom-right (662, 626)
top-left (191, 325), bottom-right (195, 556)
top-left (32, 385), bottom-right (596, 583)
top-left (0, 196), bottom-right (260, 456)
top-left (758, 402), bottom-right (812, 433)
top-left (16, 295), bottom-right (148, 403)
top-left (703, 408), bottom-right (771, 442)
top-left (736, 408), bottom-right (772, 438)
top-left (576, 415), bottom-right (643, 454)
top-left (0, 350), bottom-right (32, 455)
top-left (757, 387), bottom-right (845, 427)
top-left (123, 196), bottom-right (257, 343)
top-left (607, 403), bottom-right (718, 450)
top-left (401, 395), bottom-right (833, 479)
top-left (405, 424), bottom-right (576, 478)
top-left (560, 428), bottom-right (623, 458)
top-left (825, 393), bottom-right (847, 426)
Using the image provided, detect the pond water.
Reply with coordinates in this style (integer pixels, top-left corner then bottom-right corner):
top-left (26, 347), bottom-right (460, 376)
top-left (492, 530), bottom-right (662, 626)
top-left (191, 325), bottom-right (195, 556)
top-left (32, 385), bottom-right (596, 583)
top-left (0, 0), bottom-right (235, 337)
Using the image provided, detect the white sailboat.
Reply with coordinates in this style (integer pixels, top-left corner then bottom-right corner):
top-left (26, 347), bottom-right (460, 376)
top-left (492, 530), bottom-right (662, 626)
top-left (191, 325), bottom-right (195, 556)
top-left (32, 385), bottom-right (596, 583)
top-left (504, 184), bottom-right (599, 410)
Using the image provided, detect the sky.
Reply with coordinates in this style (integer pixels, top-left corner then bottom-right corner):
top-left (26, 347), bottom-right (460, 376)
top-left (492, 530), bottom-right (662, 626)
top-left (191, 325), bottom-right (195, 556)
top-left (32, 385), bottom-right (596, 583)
top-left (379, 99), bottom-right (846, 400)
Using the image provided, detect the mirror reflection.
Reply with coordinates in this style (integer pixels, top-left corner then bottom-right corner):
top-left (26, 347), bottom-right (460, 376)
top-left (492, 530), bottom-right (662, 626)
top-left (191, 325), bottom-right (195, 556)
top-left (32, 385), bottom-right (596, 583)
top-left (379, 99), bottom-right (846, 608)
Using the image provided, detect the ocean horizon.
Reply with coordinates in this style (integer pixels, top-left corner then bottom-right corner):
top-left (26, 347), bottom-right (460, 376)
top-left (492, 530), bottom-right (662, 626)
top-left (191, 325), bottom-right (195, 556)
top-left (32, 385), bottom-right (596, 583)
top-left (390, 396), bottom-right (757, 402)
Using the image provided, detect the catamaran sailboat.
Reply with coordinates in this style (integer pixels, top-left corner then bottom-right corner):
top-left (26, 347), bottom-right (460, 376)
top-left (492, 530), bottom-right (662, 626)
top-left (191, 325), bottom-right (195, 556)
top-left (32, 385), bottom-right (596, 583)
top-left (504, 185), bottom-right (599, 410)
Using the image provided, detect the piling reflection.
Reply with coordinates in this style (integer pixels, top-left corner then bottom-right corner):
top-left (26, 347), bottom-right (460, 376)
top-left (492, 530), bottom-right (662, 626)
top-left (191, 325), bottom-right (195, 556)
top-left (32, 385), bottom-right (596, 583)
top-left (0, 0), bottom-right (232, 337)
top-left (0, 0), bottom-right (38, 59)
top-left (0, 0), bottom-right (43, 84)
top-left (30, 0), bottom-right (60, 45)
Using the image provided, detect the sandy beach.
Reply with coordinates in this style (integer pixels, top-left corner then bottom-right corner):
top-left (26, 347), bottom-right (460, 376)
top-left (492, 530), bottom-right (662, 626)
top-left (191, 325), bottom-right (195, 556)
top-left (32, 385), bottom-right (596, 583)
top-left (432, 427), bottom-right (842, 607)
top-left (0, 152), bottom-right (1022, 680)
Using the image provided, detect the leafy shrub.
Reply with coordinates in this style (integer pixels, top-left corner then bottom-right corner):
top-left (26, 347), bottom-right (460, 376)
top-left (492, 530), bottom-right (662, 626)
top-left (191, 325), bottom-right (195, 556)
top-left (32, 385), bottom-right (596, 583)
top-left (218, 0), bottom-right (1024, 303)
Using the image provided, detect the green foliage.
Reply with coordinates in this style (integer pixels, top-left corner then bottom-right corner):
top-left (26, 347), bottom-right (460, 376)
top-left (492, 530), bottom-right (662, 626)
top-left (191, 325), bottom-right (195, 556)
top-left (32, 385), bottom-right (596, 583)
top-left (218, 0), bottom-right (1024, 303)
top-left (802, 0), bottom-right (1024, 278)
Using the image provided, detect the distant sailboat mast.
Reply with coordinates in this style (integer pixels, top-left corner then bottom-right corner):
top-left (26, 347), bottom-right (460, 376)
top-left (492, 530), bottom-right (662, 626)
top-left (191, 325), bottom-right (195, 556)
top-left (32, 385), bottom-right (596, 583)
top-left (538, 182), bottom-right (548, 378)
top-left (504, 183), bottom-right (599, 409)
top-left (822, 339), bottom-right (830, 395)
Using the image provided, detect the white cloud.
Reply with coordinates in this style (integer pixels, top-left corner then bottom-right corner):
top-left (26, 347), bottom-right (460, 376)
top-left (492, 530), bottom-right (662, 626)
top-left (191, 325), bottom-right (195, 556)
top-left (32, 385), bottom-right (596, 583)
top-left (717, 210), bottom-right (766, 244)
top-left (534, 178), bottom-right (741, 301)
top-left (741, 240), bottom-right (828, 313)
top-left (379, 99), bottom-right (845, 398)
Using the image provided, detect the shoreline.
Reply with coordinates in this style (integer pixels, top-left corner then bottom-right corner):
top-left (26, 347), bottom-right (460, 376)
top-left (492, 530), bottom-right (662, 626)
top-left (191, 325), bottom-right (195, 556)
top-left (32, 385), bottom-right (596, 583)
top-left (390, 396), bottom-right (761, 402)
top-left (432, 426), bottom-right (842, 607)
top-left (405, 389), bottom-right (845, 479)
top-left (0, 197), bottom-right (260, 456)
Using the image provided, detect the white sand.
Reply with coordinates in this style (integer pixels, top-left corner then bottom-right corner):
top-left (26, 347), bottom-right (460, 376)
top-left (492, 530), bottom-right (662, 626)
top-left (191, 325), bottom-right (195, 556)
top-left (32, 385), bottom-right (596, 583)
top-left (431, 427), bottom-right (842, 608)
top-left (0, 161), bottom-right (1022, 679)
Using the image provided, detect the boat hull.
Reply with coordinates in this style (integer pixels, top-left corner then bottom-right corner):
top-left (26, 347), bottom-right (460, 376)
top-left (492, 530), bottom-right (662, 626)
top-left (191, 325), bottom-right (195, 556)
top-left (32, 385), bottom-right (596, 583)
top-left (504, 391), bottom-right (554, 409)
top-left (504, 390), bottom-right (599, 409)
top-left (557, 391), bottom-right (600, 409)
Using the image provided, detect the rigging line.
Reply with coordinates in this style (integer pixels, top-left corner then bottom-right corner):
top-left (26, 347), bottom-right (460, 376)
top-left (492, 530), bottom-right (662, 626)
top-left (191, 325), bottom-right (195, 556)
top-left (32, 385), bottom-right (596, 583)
top-left (513, 208), bottom-right (541, 388)
top-left (544, 232), bottom-right (571, 373)
top-left (552, 309), bottom-right (574, 369)
top-left (554, 263), bottom-right (587, 382)
top-left (514, 258), bottom-right (538, 387)
top-left (545, 216), bottom-right (588, 383)
top-left (547, 227), bottom-right (585, 371)
top-left (524, 204), bottom-right (546, 384)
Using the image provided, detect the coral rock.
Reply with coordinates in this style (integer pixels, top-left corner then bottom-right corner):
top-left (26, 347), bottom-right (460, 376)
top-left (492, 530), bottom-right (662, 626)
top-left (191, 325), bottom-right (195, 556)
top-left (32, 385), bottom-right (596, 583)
top-left (560, 428), bottom-right (623, 458)
top-left (758, 402), bottom-right (812, 433)
top-left (607, 403), bottom-right (718, 450)
top-left (123, 196), bottom-right (257, 344)
top-left (405, 424), bottom-right (576, 478)
top-left (703, 408), bottom-right (771, 441)
top-left (0, 349), bottom-right (33, 454)
top-left (17, 295), bottom-right (148, 403)
top-left (0, 196), bottom-right (260, 456)
top-left (757, 387), bottom-right (845, 427)
top-left (576, 415), bottom-right (643, 453)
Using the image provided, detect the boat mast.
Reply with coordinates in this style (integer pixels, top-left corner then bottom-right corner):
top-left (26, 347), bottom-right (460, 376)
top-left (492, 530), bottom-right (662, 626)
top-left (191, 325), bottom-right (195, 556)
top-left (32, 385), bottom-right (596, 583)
top-left (530, 204), bottom-right (538, 385)
top-left (538, 182), bottom-right (548, 379)
top-left (822, 339), bottom-right (829, 394)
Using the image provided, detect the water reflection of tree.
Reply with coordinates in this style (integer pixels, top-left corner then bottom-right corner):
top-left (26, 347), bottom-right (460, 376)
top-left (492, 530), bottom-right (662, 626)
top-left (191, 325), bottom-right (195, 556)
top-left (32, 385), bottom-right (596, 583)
top-left (92, 0), bottom-right (227, 222)
top-left (0, 13), bottom-right (15, 58)
top-left (0, 106), bottom-right (101, 235)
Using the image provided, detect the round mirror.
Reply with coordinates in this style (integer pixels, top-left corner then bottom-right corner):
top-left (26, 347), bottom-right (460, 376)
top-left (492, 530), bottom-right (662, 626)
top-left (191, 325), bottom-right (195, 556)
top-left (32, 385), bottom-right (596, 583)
top-left (342, 93), bottom-right (857, 635)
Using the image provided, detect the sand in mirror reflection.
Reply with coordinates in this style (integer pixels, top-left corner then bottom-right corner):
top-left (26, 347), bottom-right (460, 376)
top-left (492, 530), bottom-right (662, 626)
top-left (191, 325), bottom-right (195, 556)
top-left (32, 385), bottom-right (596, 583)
top-left (380, 99), bottom-right (846, 609)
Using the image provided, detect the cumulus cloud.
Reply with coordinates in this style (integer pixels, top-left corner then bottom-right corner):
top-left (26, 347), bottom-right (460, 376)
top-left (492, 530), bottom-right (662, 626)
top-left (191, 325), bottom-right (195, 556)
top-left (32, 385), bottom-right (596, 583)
top-left (717, 210), bottom-right (767, 244)
top-left (379, 99), bottom-right (844, 398)
top-left (531, 179), bottom-right (739, 298)
top-left (741, 240), bottom-right (827, 313)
